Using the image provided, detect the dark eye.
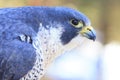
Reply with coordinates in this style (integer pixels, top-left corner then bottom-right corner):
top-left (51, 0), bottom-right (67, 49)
top-left (70, 19), bottom-right (84, 28)
top-left (71, 19), bottom-right (79, 25)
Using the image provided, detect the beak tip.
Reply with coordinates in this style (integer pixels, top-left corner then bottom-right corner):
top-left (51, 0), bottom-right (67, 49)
top-left (86, 31), bottom-right (96, 41)
top-left (89, 35), bottom-right (96, 41)
top-left (93, 37), bottom-right (96, 41)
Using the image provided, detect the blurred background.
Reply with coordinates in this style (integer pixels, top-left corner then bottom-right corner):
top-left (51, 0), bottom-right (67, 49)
top-left (0, 0), bottom-right (120, 80)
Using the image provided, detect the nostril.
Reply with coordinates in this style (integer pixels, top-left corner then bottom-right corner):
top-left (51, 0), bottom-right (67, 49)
top-left (86, 28), bottom-right (91, 31)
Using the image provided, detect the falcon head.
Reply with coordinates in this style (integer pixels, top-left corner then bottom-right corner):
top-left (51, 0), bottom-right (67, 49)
top-left (35, 7), bottom-right (96, 45)
top-left (31, 7), bottom-right (96, 56)
top-left (54, 7), bottom-right (96, 45)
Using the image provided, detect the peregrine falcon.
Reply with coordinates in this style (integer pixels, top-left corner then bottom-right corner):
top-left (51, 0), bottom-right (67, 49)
top-left (0, 6), bottom-right (96, 80)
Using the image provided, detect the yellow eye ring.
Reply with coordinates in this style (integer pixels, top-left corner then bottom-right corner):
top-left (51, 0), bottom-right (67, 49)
top-left (70, 19), bottom-right (84, 28)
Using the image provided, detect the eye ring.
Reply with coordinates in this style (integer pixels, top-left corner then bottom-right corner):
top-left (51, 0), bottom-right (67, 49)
top-left (70, 19), bottom-right (84, 28)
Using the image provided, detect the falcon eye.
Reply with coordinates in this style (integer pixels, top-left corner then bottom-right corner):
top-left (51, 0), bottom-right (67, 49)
top-left (70, 19), bottom-right (84, 28)
top-left (71, 19), bottom-right (79, 25)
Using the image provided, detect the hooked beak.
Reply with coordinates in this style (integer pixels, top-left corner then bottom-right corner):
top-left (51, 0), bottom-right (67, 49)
top-left (80, 26), bottom-right (96, 41)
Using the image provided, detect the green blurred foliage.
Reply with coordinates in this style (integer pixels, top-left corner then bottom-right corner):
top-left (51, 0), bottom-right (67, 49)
top-left (0, 0), bottom-right (120, 43)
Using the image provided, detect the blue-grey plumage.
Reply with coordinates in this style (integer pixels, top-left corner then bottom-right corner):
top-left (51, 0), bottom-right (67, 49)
top-left (0, 6), bottom-right (96, 80)
top-left (0, 39), bottom-right (36, 80)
